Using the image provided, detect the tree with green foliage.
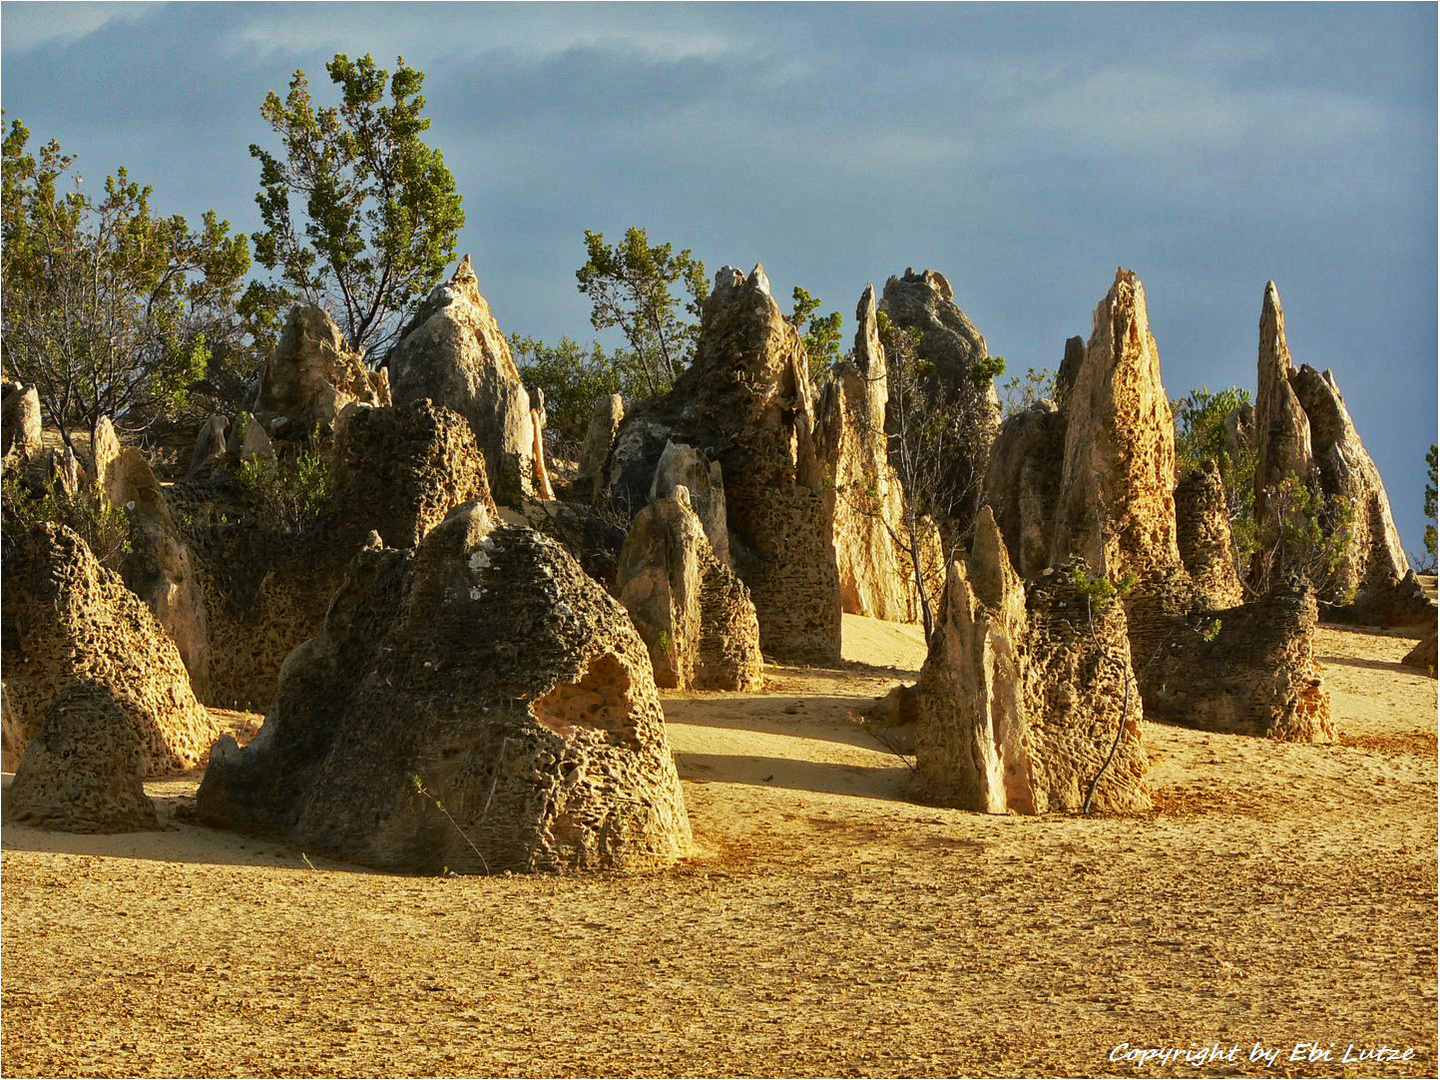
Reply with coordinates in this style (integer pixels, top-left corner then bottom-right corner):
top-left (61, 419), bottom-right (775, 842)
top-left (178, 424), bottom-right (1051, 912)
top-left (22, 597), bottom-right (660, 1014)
top-left (1172, 385), bottom-right (1258, 574)
top-left (1, 116), bottom-right (255, 449)
top-left (575, 226), bottom-right (707, 400)
top-left (998, 365), bottom-right (1057, 418)
top-left (250, 53), bottom-right (464, 358)
top-left (1424, 443), bottom-right (1436, 569)
top-left (788, 285), bottom-right (842, 382)
top-left (510, 334), bottom-right (624, 449)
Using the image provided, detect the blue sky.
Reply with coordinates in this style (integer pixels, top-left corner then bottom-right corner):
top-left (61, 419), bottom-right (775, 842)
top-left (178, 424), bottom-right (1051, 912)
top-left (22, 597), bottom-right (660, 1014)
top-left (3, 2), bottom-right (1436, 552)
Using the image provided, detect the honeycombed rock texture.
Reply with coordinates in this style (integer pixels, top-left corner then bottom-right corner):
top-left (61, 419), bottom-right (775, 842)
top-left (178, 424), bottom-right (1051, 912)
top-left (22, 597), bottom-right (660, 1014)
top-left (255, 303), bottom-right (390, 427)
top-left (0, 523), bottom-right (218, 776)
top-left (6, 681), bottom-right (160, 833)
top-left (911, 507), bottom-right (1150, 815)
top-left (1124, 567), bottom-right (1334, 743)
top-left (198, 504), bottom-right (693, 874)
top-left (388, 257), bottom-right (539, 505)
top-left (602, 265), bottom-right (841, 664)
top-left (1175, 461), bottom-right (1244, 608)
top-left (326, 399), bottom-right (496, 551)
top-left (1052, 269), bottom-right (1180, 579)
top-left (616, 487), bottom-right (763, 692)
top-left (816, 285), bottom-right (940, 623)
top-left (1251, 282), bottom-right (1426, 623)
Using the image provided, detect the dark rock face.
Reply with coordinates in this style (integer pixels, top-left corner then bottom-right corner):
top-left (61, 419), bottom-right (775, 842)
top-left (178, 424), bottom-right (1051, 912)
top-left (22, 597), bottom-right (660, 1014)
top-left (1, 523), bottom-right (218, 775)
top-left (7, 681), bottom-right (160, 833)
top-left (911, 507), bottom-right (1150, 815)
top-left (198, 504), bottom-right (692, 874)
top-left (602, 265), bottom-right (841, 664)
top-left (1401, 628), bottom-right (1436, 674)
top-left (1124, 567), bottom-right (1333, 742)
top-left (982, 400), bottom-right (1068, 581)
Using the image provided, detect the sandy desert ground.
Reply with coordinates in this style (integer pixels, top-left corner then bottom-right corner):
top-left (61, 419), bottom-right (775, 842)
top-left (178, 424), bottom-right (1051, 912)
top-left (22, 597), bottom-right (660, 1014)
top-left (2, 614), bottom-right (1435, 1078)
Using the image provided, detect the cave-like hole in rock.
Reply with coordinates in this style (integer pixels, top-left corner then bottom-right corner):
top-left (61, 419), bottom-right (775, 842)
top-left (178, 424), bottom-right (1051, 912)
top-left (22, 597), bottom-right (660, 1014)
top-left (531, 654), bottom-right (638, 746)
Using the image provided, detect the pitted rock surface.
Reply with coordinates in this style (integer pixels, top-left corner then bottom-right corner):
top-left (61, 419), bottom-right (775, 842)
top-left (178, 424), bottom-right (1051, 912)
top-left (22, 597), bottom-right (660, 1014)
top-left (7, 681), bottom-right (160, 833)
top-left (1052, 268), bottom-right (1180, 579)
top-left (198, 503), bottom-right (692, 874)
top-left (1, 523), bottom-right (218, 775)
top-left (1124, 566), bottom-right (1334, 743)
top-left (982, 398), bottom-right (1068, 581)
top-left (1175, 461), bottom-right (1244, 608)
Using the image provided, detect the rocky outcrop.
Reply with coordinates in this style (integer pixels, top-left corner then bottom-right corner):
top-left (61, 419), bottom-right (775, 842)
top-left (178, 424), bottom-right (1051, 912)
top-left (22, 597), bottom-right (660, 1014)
top-left (616, 487), bottom-right (763, 692)
top-left (816, 285), bottom-right (940, 623)
top-left (255, 304), bottom-right (389, 429)
top-left (326, 399), bottom-right (495, 551)
top-left (1251, 282), bottom-right (1428, 623)
top-left (878, 268), bottom-right (1002, 535)
top-left (1175, 461), bottom-right (1244, 608)
top-left (388, 257), bottom-right (539, 505)
top-left (982, 398), bottom-right (1068, 581)
top-left (576, 393), bottom-right (624, 501)
top-left (650, 442), bottom-right (730, 568)
top-left (911, 507), bottom-right (1149, 815)
top-left (1124, 567), bottom-right (1334, 742)
top-left (198, 504), bottom-right (693, 874)
top-left (2, 382), bottom-right (44, 475)
top-left (6, 681), bottom-right (160, 833)
top-left (1, 523), bottom-right (218, 775)
top-left (1052, 269), bottom-right (1180, 580)
top-left (114, 449), bottom-right (211, 698)
top-left (602, 264), bottom-right (841, 664)
top-left (187, 415), bottom-right (229, 478)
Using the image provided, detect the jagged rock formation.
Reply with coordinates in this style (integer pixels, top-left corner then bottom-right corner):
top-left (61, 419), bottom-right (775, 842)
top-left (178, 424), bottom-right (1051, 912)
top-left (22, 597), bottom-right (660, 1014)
top-left (1052, 269), bottom-right (1180, 579)
top-left (878, 268), bottom-right (1002, 536)
top-left (616, 487), bottom-right (763, 692)
top-left (2, 382), bottom-right (44, 469)
top-left (649, 442), bottom-right (730, 568)
top-left (255, 304), bottom-right (389, 429)
top-left (113, 449), bottom-right (212, 698)
top-left (188, 415), bottom-right (230, 478)
top-left (198, 504), bottom-right (693, 874)
top-left (816, 285), bottom-right (940, 623)
top-left (6, 681), bottom-right (160, 833)
top-left (1175, 461), bottom-right (1244, 608)
top-left (326, 399), bottom-right (496, 550)
top-left (1124, 567), bottom-right (1334, 742)
top-left (982, 398), bottom-right (1068, 580)
top-left (389, 257), bottom-right (540, 505)
top-left (911, 507), bottom-right (1150, 814)
top-left (1, 523), bottom-right (218, 775)
top-left (602, 265), bottom-right (841, 664)
top-left (575, 393), bottom-right (624, 500)
top-left (1251, 281), bottom-right (1427, 622)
